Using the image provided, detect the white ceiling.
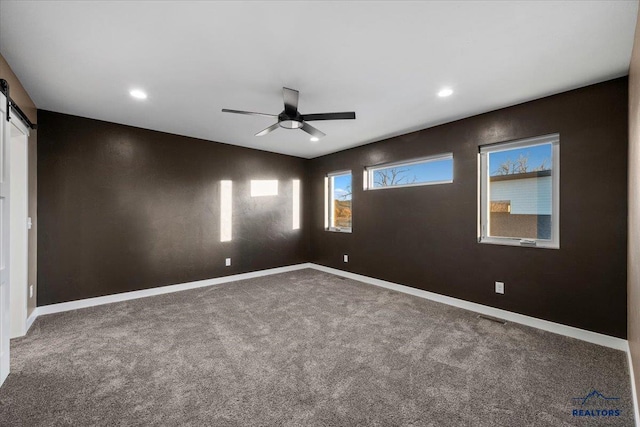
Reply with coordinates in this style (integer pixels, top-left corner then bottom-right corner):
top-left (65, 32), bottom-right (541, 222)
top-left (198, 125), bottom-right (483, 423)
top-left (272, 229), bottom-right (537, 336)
top-left (0, 1), bottom-right (637, 158)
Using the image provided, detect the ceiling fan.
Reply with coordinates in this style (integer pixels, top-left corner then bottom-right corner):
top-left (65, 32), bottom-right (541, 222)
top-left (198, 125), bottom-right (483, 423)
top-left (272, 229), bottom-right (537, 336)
top-left (222, 87), bottom-right (356, 141)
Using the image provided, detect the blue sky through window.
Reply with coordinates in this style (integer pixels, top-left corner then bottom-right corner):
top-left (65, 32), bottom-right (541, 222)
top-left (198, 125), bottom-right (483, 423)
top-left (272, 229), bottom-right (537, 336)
top-left (333, 174), bottom-right (352, 201)
top-left (489, 144), bottom-right (552, 176)
top-left (372, 158), bottom-right (453, 188)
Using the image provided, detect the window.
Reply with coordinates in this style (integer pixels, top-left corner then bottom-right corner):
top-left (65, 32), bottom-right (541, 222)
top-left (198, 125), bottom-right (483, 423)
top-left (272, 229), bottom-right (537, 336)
top-left (479, 134), bottom-right (559, 248)
top-left (325, 171), bottom-right (352, 232)
top-left (365, 153), bottom-right (453, 190)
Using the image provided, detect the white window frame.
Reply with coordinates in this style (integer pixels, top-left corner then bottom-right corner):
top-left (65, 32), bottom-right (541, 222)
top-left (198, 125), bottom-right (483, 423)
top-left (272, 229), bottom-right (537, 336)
top-left (325, 170), bottom-right (352, 233)
top-left (364, 153), bottom-right (453, 190)
top-left (479, 134), bottom-right (560, 249)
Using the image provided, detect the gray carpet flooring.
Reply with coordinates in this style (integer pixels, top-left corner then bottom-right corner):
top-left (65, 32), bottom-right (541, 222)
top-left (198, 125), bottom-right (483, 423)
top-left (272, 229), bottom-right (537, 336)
top-left (0, 269), bottom-right (634, 426)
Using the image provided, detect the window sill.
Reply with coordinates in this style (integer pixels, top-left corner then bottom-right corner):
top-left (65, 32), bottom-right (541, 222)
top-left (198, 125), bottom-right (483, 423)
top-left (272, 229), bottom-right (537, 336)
top-left (326, 227), bottom-right (352, 234)
top-left (479, 236), bottom-right (559, 249)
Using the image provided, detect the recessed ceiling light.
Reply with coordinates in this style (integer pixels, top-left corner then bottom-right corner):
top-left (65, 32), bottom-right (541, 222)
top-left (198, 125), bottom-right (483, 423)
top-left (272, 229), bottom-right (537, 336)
top-left (438, 88), bottom-right (453, 98)
top-left (129, 89), bottom-right (147, 100)
top-left (310, 137), bottom-right (320, 142)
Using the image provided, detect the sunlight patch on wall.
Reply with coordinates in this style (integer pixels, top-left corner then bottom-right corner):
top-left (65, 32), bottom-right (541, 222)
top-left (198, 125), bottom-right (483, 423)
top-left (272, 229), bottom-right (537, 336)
top-left (220, 180), bottom-right (232, 242)
top-left (251, 180), bottom-right (278, 197)
top-left (292, 179), bottom-right (300, 230)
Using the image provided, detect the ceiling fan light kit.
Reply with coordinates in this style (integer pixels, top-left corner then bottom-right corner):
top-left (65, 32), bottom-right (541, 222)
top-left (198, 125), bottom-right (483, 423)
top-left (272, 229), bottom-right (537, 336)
top-left (222, 87), bottom-right (356, 141)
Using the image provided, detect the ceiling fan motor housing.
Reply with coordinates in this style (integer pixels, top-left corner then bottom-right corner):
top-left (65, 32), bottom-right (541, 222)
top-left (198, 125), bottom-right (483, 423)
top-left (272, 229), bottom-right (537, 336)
top-left (278, 112), bottom-right (303, 129)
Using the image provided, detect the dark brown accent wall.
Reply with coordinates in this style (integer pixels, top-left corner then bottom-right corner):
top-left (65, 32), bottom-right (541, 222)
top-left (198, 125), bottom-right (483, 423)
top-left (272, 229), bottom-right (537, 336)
top-left (628, 4), bottom-right (640, 412)
top-left (37, 111), bottom-right (309, 305)
top-left (309, 78), bottom-right (628, 338)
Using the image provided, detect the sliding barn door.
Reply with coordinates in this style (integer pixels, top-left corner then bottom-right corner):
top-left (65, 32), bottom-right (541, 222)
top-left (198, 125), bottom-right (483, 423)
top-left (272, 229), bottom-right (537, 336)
top-left (0, 93), bottom-right (10, 386)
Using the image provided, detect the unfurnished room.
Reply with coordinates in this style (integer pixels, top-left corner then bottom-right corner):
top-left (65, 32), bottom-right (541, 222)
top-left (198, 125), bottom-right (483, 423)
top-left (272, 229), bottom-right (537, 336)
top-left (0, 1), bottom-right (640, 425)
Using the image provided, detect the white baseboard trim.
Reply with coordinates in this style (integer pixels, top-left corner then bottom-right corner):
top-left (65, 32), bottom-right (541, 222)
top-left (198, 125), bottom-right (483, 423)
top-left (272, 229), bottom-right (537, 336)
top-left (32, 261), bottom-right (627, 351)
top-left (626, 342), bottom-right (640, 427)
top-left (308, 264), bottom-right (628, 351)
top-left (25, 311), bottom-right (37, 334)
top-left (33, 263), bottom-right (313, 318)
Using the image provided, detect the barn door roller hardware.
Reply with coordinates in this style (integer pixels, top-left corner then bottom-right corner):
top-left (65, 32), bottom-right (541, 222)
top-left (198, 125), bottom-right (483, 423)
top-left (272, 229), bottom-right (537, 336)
top-left (0, 79), bottom-right (37, 130)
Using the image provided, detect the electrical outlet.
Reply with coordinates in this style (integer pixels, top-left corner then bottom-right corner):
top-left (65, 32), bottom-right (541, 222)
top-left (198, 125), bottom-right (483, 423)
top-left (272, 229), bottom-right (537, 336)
top-left (29, 285), bottom-right (33, 298)
top-left (495, 281), bottom-right (505, 294)
top-left (225, 258), bottom-right (231, 267)
top-left (343, 254), bottom-right (348, 263)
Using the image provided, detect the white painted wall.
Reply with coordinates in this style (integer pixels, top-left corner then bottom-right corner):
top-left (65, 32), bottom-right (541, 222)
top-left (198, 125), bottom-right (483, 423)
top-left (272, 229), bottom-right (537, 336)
top-left (490, 176), bottom-right (552, 215)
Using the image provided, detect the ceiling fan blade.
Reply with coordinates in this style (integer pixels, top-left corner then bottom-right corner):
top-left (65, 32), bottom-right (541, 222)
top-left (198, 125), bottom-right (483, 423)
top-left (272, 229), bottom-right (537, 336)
top-left (255, 122), bottom-right (280, 137)
top-left (301, 122), bottom-right (326, 139)
top-left (222, 109), bottom-right (277, 118)
top-left (301, 112), bottom-right (356, 121)
top-left (283, 87), bottom-right (299, 115)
